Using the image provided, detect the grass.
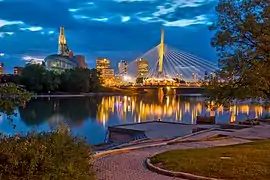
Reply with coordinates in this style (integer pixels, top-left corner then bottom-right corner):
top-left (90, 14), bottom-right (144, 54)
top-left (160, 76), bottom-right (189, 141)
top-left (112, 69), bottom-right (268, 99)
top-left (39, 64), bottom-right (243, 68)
top-left (150, 140), bottom-right (270, 180)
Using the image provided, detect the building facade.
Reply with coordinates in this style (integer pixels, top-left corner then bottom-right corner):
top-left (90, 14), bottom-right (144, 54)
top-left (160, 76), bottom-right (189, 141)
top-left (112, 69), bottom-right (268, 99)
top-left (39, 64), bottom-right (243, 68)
top-left (96, 58), bottom-right (110, 70)
top-left (44, 26), bottom-right (87, 72)
top-left (14, 67), bottom-right (23, 75)
top-left (136, 58), bottom-right (148, 77)
top-left (0, 62), bottom-right (4, 75)
top-left (75, 55), bottom-right (87, 68)
top-left (118, 60), bottom-right (128, 76)
top-left (45, 54), bottom-right (78, 71)
top-left (96, 58), bottom-right (116, 86)
top-left (101, 68), bottom-right (115, 78)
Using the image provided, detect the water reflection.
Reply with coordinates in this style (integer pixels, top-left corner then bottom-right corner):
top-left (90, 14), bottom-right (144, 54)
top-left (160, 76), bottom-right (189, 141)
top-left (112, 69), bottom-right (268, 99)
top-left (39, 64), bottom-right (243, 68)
top-left (0, 94), bottom-right (269, 144)
top-left (96, 95), bottom-right (269, 125)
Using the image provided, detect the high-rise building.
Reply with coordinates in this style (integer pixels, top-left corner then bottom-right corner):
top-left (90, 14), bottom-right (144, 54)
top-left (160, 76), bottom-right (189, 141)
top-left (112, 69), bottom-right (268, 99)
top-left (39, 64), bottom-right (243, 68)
top-left (0, 62), bottom-right (4, 75)
top-left (96, 58), bottom-right (110, 70)
top-left (136, 58), bottom-right (148, 77)
top-left (14, 66), bottom-right (23, 75)
top-left (101, 68), bottom-right (115, 78)
top-left (118, 60), bottom-right (128, 76)
top-left (96, 58), bottom-right (115, 86)
top-left (75, 55), bottom-right (87, 68)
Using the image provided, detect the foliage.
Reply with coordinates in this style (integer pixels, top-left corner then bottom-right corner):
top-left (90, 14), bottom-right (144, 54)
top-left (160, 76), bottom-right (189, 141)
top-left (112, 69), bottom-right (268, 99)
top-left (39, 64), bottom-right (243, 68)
top-left (0, 74), bottom-right (20, 84)
top-left (0, 83), bottom-right (31, 115)
top-left (9, 65), bottom-right (101, 93)
top-left (207, 0), bottom-right (270, 104)
top-left (0, 124), bottom-right (95, 180)
top-left (0, 83), bottom-right (96, 180)
top-left (59, 68), bottom-right (100, 92)
top-left (136, 77), bottom-right (144, 84)
top-left (20, 64), bottom-right (47, 93)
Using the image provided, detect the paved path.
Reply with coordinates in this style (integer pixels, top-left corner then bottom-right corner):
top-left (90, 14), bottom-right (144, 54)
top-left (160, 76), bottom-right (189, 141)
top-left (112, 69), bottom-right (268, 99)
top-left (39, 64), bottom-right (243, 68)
top-left (94, 138), bottom-right (250, 180)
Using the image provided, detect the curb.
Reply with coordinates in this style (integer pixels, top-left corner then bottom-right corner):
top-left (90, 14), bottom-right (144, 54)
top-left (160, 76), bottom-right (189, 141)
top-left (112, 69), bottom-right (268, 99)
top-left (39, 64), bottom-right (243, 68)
top-left (93, 128), bottom-right (217, 158)
top-left (145, 158), bottom-right (222, 180)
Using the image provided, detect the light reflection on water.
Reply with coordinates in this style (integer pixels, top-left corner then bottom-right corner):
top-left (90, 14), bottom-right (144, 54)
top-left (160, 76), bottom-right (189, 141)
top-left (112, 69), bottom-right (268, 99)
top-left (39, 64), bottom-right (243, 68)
top-left (0, 94), bottom-right (269, 144)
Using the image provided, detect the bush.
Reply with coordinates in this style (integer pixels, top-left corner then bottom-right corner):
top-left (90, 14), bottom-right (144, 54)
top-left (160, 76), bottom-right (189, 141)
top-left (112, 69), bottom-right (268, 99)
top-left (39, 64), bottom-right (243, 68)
top-left (0, 125), bottom-right (95, 180)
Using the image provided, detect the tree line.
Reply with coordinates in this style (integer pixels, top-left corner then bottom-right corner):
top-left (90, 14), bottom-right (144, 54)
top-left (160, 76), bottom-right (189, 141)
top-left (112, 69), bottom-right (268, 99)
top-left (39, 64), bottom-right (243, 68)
top-left (0, 64), bottom-right (101, 93)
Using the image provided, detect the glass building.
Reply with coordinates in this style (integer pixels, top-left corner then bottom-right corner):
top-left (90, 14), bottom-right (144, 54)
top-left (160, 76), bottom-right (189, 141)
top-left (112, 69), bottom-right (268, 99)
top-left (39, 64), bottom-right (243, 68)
top-left (45, 54), bottom-right (78, 71)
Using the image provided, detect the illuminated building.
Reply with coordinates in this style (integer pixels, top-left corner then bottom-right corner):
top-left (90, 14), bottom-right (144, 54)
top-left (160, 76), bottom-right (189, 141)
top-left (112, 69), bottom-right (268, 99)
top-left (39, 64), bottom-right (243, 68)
top-left (102, 68), bottom-right (115, 86)
top-left (44, 27), bottom-right (83, 71)
top-left (0, 62), bottom-right (4, 75)
top-left (96, 58), bottom-right (110, 70)
top-left (14, 66), bottom-right (23, 75)
top-left (136, 58), bottom-right (148, 77)
top-left (58, 26), bottom-right (69, 56)
top-left (118, 60), bottom-right (128, 76)
top-left (101, 68), bottom-right (114, 78)
top-left (96, 58), bottom-right (115, 86)
top-left (45, 54), bottom-right (78, 71)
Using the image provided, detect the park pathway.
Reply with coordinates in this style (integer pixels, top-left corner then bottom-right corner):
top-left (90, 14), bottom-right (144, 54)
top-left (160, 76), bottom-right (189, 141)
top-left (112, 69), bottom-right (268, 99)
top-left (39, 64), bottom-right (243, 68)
top-left (94, 138), bottom-right (250, 180)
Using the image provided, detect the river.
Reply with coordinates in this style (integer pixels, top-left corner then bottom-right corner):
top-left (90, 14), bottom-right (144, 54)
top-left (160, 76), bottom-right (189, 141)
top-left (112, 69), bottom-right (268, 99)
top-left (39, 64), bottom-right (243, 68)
top-left (0, 94), bottom-right (269, 144)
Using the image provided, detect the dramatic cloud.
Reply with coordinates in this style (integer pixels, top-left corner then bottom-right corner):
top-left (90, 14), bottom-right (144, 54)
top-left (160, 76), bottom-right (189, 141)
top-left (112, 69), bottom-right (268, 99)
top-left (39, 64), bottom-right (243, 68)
top-left (0, 0), bottom-right (218, 72)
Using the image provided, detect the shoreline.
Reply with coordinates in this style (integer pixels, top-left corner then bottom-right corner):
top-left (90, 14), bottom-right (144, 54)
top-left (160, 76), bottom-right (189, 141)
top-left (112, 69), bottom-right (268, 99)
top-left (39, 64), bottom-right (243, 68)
top-left (32, 92), bottom-right (140, 98)
top-left (32, 93), bottom-right (204, 98)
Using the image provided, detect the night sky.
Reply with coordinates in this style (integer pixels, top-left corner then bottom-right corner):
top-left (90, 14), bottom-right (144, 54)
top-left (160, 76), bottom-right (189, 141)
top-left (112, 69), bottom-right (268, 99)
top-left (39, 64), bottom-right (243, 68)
top-left (0, 0), bottom-right (218, 73)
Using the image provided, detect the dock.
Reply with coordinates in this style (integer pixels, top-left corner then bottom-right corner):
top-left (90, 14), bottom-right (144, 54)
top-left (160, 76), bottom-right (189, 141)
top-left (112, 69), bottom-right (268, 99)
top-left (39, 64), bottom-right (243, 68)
top-left (107, 121), bottom-right (220, 143)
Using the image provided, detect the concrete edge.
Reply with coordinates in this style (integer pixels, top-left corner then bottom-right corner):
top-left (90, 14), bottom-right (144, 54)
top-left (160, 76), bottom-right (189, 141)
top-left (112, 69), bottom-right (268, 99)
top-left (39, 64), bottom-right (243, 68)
top-left (145, 158), bottom-right (222, 180)
top-left (93, 128), bottom-right (217, 158)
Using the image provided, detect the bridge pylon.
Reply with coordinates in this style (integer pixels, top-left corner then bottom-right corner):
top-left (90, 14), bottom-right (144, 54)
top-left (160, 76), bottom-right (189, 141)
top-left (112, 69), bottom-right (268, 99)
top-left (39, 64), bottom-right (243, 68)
top-left (158, 27), bottom-right (164, 76)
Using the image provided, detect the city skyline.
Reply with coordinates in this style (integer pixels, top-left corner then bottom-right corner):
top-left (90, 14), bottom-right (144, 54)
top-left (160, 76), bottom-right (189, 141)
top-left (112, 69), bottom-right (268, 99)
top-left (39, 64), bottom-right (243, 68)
top-left (0, 0), bottom-right (218, 73)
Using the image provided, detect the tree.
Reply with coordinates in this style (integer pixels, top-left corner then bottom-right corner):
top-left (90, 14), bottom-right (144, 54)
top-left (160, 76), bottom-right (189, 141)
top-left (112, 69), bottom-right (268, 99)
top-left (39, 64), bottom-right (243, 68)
top-left (136, 77), bottom-right (144, 84)
top-left (89, 68), bottom-right (101, 91)
top-left (0, 83), bottom-right (31, 115)
top-left (60, 68), bottom-right (100, 93)
top-left (20, 64), bottom-right (47, 92)
top-left (208, 0), bottom-right (270, 105)
top-left (43, 70), bottom-right (61, 92)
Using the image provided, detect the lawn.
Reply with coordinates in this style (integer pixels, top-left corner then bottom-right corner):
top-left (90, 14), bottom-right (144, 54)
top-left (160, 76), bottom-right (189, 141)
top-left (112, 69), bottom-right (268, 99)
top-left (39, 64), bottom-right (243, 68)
top-left (150, 140), bottom-right (270, 180)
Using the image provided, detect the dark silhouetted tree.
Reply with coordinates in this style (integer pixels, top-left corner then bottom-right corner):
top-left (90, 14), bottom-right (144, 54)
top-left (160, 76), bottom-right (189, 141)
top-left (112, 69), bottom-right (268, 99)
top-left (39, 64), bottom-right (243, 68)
top-left (207, 0), bottom-right (270, 106)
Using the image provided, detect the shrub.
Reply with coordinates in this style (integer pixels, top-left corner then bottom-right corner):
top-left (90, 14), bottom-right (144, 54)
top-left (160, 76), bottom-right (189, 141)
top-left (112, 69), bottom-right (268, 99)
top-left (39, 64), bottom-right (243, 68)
top-left (0, 124), bottom-right (96, 180)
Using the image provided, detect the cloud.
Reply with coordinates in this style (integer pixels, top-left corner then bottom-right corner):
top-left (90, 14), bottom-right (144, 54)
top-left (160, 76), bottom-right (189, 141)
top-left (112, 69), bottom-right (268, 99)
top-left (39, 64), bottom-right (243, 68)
top-left (163, 15), bottom-right (212, 27)
top-left (0, 0), bottom-right (218, 73)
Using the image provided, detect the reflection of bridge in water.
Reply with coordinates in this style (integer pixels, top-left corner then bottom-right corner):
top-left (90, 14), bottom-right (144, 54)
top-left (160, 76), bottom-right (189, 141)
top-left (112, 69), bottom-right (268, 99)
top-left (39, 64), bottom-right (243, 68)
top-left (96, 95), bottom-right (269, 126)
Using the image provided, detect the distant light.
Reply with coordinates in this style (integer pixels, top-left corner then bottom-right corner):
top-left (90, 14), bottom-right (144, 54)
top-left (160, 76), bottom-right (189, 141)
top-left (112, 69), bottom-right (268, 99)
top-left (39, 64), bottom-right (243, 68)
top-left (123, 75), bottom-right (131, 81)
top-left (0, 53), bottom-right (4, 57)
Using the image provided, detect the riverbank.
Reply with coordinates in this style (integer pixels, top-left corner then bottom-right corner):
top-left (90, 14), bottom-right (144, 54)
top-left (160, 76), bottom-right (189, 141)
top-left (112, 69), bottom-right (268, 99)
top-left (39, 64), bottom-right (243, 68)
top-left (94, 124), bottom-right (270, 180)
top-left (32, 92), bottom-right (137, 98)
top-left (32, 87), bottom-right (140, 98)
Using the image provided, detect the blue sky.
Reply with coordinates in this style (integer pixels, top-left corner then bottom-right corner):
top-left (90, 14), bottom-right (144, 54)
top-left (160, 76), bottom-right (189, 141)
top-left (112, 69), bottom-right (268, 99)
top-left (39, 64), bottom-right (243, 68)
top-left (0, 0), bottom-right (218, 73)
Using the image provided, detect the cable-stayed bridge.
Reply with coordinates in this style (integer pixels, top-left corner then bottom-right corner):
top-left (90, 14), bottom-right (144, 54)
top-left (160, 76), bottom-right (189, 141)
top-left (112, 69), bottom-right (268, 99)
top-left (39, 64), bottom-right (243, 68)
top-left (126, 27), bottom-right (219, 89)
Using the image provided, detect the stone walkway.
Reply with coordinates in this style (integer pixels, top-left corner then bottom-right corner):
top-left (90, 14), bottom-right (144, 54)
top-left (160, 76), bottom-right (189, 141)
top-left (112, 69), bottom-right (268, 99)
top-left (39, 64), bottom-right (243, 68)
top-left (94, 138), bottom-right (251, 180)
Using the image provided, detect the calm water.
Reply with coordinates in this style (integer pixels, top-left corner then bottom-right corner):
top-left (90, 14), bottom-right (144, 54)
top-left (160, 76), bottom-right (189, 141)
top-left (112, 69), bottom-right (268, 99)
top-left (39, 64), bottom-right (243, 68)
top-left (0, 94), bottom-right (269, 144)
